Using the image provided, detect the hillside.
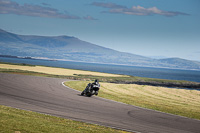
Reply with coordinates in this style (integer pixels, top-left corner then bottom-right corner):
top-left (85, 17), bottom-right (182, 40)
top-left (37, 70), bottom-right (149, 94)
top-left (159, 58), bottom-right (200, 70)
top-left (0, 29), bottom-right (200, 70)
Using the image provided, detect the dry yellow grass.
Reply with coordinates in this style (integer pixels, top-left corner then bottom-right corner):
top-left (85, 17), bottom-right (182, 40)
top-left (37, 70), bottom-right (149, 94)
top-left (65, 81), bottom-right (200, 119)
top-left (101, 83), bottom-right (200, 119)
top-left (0, 63), bottom-right (124, 77)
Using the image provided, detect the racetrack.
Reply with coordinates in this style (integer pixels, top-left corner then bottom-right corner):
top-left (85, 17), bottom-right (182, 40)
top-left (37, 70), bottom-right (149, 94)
top-left (0, 73), bottom-right (200, 133)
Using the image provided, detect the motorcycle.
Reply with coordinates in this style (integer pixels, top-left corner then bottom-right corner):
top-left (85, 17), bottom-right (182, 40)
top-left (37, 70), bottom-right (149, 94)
top-left (81, 83), bottom-right (100, 97)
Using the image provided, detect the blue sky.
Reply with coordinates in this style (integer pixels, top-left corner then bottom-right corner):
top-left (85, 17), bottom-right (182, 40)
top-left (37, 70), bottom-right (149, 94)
top-left (0, 0), bottom-right (200, 61)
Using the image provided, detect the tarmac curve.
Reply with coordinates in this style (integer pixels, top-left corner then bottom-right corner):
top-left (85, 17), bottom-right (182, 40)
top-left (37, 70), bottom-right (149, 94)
top-left (0, 73), bottom-right (200, 133)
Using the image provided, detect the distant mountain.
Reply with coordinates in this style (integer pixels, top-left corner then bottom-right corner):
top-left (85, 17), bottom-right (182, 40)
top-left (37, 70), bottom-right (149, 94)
top-left (0, 29), bottom-right (200, 70)
top-left (149, 56), bottom-right (169, 59)
top-left (159, 58), bottom-right (200, 70)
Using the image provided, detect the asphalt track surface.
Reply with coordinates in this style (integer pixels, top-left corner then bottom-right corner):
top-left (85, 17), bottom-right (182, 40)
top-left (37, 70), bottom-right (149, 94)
top-left (0, 73), bottom-right (200, 133)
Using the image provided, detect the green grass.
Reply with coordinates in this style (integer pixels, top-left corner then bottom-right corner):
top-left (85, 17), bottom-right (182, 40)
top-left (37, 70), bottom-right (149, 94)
top-left (65, 81), bottom-right (200, 120)
top-left (0, 105), bottom-right (128, 133)
top-left (0, 61), bottom-right (36, 66)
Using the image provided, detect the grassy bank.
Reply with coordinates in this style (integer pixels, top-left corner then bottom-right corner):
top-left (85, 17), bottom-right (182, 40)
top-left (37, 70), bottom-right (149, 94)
top-left (0, 105), bottom-right (128, 133)
top-left (0, 62), bottom-right (199, 89)
top-left (0, 62), bottom-right (125, 77)
top-left (65, 81), bottom-right (200, 120)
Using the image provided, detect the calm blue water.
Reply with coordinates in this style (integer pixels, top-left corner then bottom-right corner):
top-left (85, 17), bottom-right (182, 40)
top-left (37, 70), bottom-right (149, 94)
top-left (1, 57), bottom-right (200, 83)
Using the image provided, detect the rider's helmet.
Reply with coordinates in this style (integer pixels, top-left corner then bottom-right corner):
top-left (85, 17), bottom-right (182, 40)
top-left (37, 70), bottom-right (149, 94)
top-left (95, 79), bottom-right (99, 84)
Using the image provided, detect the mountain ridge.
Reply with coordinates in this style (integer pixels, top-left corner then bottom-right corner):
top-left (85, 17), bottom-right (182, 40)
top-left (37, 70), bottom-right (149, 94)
top-left (0, 29), bottom-right (200, 70)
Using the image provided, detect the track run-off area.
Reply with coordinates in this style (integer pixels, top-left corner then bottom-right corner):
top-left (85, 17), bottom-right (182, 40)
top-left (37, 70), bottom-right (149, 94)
top-left (0, 73), bottom-right (200, 133)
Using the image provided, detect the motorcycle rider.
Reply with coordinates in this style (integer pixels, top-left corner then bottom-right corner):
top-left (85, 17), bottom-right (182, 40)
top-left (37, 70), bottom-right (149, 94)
top-left (81, 79), bottom-right (100, 96)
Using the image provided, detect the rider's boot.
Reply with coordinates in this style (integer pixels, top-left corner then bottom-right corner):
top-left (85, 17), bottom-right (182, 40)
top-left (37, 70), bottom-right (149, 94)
top-left (81, 91), bottom-right (85, 96)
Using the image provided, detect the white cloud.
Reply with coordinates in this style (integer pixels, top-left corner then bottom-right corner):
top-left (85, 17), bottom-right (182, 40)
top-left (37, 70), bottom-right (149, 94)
top-left (0, 0), bottom-right (80, 19)
top-left (92, 2), bottom-right (189, 17)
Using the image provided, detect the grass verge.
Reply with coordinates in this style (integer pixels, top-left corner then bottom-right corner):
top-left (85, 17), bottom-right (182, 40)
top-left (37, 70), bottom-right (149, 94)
top-left (0, 105), bottom-right (128, 133)
top-left (65, 81), bottom-right (200, 120)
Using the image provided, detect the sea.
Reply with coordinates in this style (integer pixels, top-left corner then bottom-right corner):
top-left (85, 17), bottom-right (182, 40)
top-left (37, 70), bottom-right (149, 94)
top-left (1, 57), bottom-right (200, 83)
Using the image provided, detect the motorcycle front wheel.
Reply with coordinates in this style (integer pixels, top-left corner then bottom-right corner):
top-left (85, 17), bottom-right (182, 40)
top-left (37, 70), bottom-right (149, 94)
top-left (86, 92), bottom-right (92, 97)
